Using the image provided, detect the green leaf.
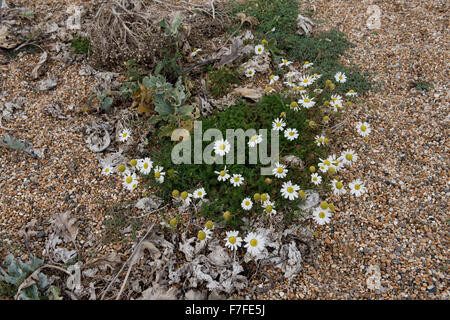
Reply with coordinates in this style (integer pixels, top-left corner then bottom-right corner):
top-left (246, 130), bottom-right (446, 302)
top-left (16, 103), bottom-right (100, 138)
top-left (142, 76), bottom-right (152, 88)
top-left (176, 105), bottom-right (193, 116)
top-left (102, 97), bottom-right (114, 111)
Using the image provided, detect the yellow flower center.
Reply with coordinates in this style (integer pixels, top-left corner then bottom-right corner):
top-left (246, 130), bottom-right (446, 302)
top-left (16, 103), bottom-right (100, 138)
top-left (250, 135), bottom-right (258, 142)
top-left (336, 182), bottom-right (343, 189)
top-left (355, 184), bottom-right (361, 190)
top-left (350, 89), bottom-right (355, 93)
top-left (223, 211), bottom-right (231, 220)
top-left (265, 205), bottom-right (273, 213)
top-left (245, 201), bottom-right (250, 206)
top-left (319, 212), bottom-right (325, 219)
top-left (361, 125), bottom-right (367, 132)
top-left (169, 218), bottom-right (177, 226)
top-left (276, 122), bottom-right (281, 127)
top-left (339, 75), bottom-right (343, 79)
top-left (318, 137), bottom-right (323, 143)
top-left (197, 191), bottom-right (202, 196)
top-left (283, 59), bottom-right (287, 63)
top-left (197, 231), bottom-right (206, 241)
top-left (126, 177), bottom-right (132, 184)
top-left (305, 61), bottom-right (309, 64)
top-left (132, 183), bottom-right (137, 189)
top-left (270, 75), bottom-right (275, 80)
top-left (305, 99), bottom-right (310, 103)
top-left (320, 201), bottom-right (328, 210)
top-left (324, 160), bottom-right (331, 166)
top-left (289, 132), bottom-right (294, 136)
top-left (118, 165), bottom-right (126, 172)
top-left (287, 187), bottom-right (294, 193)
top-left (155, 171), bottom-right (161, 178)
top-left (122, 132), bottom-right (127, 137)
top-left (229, 236), bottom-right (236, 244)
top-left (205, 221), bottom-right (213, 229)
top-left (277, 167), bottom-right (284, 173)
top-left (234, 177), bottom-right (240, 182)
top-left (261, 194), bottom-right (268, 201)
top-left (303, 79), bottom-right (308, 83)
top-left (180, 191), bottom-right (188, 200)
top-left (130, 159), bottom-right (137, 166)
top-left (220, 170), bottom-right (226, 176)
top-left (346, 154), bottom-right (353, 161)
top-left (298, 190), bottom-right (306, 198)
top-left (105, 168), bottom-right (109, 173)
top-left (313, 177), bottom-right (317, 181)
top-left (250, 239), bottom-right (258, 247)
top-left (143, 163), bottom-right (149, 169)
top-left (220, 144), bottom-right (226, 150)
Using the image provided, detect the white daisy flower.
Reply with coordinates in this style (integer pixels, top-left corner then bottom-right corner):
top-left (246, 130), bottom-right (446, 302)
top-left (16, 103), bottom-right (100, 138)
top-left (285, 71), bottom-right (297, 79)
top-left (137, 157), bottom-right (153, 175)
top-left (230, 174), bottom-right (244, 187)
top-left (330, 94), bottom-right (343, 105)
top-left (272, 118), bottom-right (286, 131)
top-left (299, 75), bottom-right (314, 87)
top-left (279, 58), bottom-right (292, 67)
top-left (313, 73), bottom-right (322, 80)
top-left (284, 128), bottom-right (299, 141)
top-left (314, 88), bottom-right (323, 94)
top-left (303, 61), bottom-right (313, 69)
top-left (312, 207), bottom-right (332, 225)
top-left (262, 200), bottom-right (276, 215)
top-left (254, 44), bottom-right (264, 55)
top-left (311, 173), bottom-right (322, 185)
top-left (119, 128), bottom-right (131, 142)
top-left (298, 95), bottom-right (315, 109)
top-left (346, 89), bottom-right (358, 97)
top-left (197, 227), bottom-right (212, 242)
top-left (244, 232), bottom-right (266, 256)
top-left (272, 162), bottom-right (288, 179)
top-left (341, 149), bottom-right (358, 166)
top-left (248, 134), bottom-right (263, 148)
top-left (331, 179), bottom-right (347, 196)
top-left (241, 198), bottom-right (253, 211)
top-left (266, 86), bottom-right (275, 94)
top-left (315, 135), bottom-right (325, 146)
top-left (334, 72), bottom-right (347, 83)
top-left (102, 165), bottom-right (113, 176)
top-left (153, 166), bottom-right (165, 183)
top-left (333, 156), bottom-right (345, 172)
top-left (214, 166), bottom-right (230, 182)
top-left (269, 75), bottom-right (279, 85)
top-left (214, 139), bottom-right (231, 156)
top-left (191, 48), bottom-right (202, 57)
top-left (349, 179), bottom-right (367, 197)
top-left (318, 156), bottom-right (337, 172)
top-left (193, 187), bottom-right (207, 199)
top-left (245, 68), bottom-right (256, 78)
top-left (356, 122), bottom-right (371, 137)
top-left (284, 80), bottom-right (295, 88)
top-left (224, 231), bottom-right (242, 251)
top-left (181, 192), bottom-right (192, 205)
top-left (123, 172), bottom-right (138, 191)
top-left (280, 180), bottom-right (300, 200)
